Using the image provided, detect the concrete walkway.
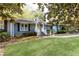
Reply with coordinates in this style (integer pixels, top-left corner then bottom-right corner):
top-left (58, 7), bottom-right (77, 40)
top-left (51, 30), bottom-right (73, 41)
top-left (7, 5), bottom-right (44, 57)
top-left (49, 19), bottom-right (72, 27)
top-left (40, 34), bottom-right (79, 39)
top-left (51, 34), bottom-right (79, 38)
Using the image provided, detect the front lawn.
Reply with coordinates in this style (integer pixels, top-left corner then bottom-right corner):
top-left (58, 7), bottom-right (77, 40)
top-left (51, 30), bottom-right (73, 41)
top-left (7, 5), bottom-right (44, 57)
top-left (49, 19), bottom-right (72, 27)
top-left (4, 37), bottom-right (79, 56)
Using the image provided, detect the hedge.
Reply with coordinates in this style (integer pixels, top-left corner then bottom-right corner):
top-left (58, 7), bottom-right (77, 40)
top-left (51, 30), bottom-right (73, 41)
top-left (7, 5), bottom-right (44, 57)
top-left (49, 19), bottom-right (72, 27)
top-left (0, 31), bottom-right (10, 42)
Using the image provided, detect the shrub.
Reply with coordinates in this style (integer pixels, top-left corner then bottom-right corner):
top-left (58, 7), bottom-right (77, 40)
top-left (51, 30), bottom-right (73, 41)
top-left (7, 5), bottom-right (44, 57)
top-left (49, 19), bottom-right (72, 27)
top-left (15, 32), bottom-right (37, 38)
top-left (47, 30), bottom-right (51, 35)
top-left (58, 30), bottom-right (67, 33)
top-left (15, 32), bottom-right (23, 38)
top-left (0, 32), bottom-right (10, 42)
top-left (22, 32), bottom-right (37, 37)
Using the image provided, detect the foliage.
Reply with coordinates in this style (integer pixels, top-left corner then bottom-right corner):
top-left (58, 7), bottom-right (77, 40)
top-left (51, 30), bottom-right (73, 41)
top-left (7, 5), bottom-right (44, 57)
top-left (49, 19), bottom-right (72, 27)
top-left (32, 10), bottom-right (44, 20)
top-left (13, 8), bottom-right (35, 19)
top-left (0, 31), bottom-right (10, 42)
top-left (13, 7), bottom-right (44, 20)
top-left (58, 30), bottom-right (67, 33)
top-left (15, 32), bottom-right (37, 38)
top-left (0, 3), bottom-right (44, 20)
top-left (0, 3), bottom-right (25, 20)
top-left (22, 32), bottom-right (37, 37)
top-left (37, 3), bottom-right (79, 32)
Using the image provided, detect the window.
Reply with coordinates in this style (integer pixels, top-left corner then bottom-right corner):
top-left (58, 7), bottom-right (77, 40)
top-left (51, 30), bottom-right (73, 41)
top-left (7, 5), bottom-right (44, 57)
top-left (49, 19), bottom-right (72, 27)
top-left (20, 24), bottom-right (28, 31)
top-left (25, 24), bottom-right (28, 31)
top-left (20, 24), bottom-right (24, 31)
top-left (21, 24), bottom-right (24, 27)
top-left (25, 24), bottom-right (27, 27)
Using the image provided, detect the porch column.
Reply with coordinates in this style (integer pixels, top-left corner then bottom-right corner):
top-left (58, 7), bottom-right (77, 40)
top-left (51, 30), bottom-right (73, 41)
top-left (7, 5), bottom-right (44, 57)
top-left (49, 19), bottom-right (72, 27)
top-left (10, 23), bottom-right (15, 37)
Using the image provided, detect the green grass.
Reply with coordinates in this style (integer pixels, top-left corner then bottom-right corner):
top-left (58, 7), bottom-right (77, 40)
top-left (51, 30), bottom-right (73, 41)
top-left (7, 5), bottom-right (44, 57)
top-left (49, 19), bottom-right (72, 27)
top-left (4, 37), bottom-right (79, 56)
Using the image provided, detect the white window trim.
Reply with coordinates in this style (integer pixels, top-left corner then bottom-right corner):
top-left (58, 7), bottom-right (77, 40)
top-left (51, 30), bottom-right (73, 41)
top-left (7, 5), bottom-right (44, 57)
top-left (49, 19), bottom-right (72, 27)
top-left (20, 23), bottom-right (28, 31)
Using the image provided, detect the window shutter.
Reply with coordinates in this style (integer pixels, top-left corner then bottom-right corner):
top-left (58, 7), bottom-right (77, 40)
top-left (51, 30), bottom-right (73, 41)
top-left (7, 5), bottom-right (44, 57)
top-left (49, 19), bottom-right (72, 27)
top-left (17, 23), bottom-right (20, 31)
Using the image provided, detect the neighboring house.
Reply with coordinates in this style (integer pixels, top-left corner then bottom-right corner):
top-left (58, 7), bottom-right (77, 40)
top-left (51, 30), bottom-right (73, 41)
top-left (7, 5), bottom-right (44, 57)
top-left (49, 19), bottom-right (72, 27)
top-left (0, 18), bottom-right (49, 37)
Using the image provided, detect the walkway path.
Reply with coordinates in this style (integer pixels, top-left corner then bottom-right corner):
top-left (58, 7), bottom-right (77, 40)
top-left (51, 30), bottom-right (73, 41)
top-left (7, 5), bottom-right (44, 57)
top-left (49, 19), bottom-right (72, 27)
top-left (39, 33), bottom-right (79, 39)
top-left (51, 34), bottom-right (79, 38)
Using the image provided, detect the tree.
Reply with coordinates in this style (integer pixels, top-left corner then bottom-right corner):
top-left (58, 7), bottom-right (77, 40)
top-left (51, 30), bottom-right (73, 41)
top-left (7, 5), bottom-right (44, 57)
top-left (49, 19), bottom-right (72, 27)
top-left (32, 10), bottom-right (44, 20)
top-left (37, 3), bottom-right (79, 32)
top-left (0, 3), bottom-right (25, 20)
top-left (13, 6), bottom-right (44, 20)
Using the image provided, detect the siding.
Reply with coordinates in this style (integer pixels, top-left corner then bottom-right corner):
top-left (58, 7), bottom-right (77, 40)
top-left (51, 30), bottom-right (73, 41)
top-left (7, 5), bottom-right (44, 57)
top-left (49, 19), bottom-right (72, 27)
top-left (30, 24), bottom-right (35, 32)
top-left (14, 23), bottom-right (36, 36)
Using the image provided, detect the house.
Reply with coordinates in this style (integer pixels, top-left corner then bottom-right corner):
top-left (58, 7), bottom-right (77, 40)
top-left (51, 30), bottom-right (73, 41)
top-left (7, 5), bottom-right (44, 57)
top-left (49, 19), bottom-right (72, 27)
top-left (0, 17), bottom-right (63, 37)
top-left (0, 18), bottom-right (50, 37)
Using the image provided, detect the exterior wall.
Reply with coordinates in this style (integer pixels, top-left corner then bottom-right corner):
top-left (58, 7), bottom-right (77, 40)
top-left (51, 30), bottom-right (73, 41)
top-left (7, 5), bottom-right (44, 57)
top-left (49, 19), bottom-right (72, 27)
top-left (7, 21), bottom-right (53, 37)
top-left (52, 25), bottom-right (61, 33)
top-left (14, 23), bottom-right (18, 35)
top-left (18, 23), bottom-right (35, 32)
top-left (14, 23), bottom-right (48, 36)
top-left (30, 24), bottom-right (35, 32)
top-left (45, 25), bottom-right (51, 31)
top-left (41, 24), bottom-right (48, 35)
top-left (13, 23), bottom-right (36, 36)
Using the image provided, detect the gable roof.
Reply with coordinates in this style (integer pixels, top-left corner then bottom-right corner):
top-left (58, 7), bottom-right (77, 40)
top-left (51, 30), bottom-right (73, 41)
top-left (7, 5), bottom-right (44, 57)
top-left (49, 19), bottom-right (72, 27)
top-left (15, 18), bottom-right (45, 24)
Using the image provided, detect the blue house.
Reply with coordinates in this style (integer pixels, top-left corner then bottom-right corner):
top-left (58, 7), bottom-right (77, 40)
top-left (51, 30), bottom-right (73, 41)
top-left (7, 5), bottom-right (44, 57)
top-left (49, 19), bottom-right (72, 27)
top-left (0, 18), bottom-right (49, 37)
top-left (0, 17), bottom-right (62, 37)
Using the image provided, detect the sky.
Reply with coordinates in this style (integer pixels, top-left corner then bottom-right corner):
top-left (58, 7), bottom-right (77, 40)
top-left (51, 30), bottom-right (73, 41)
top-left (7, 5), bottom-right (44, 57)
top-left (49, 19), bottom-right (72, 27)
top-left (25, 3), bottom-right (38, 11)
top-left (25, 3), bottom-right (49, 13)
